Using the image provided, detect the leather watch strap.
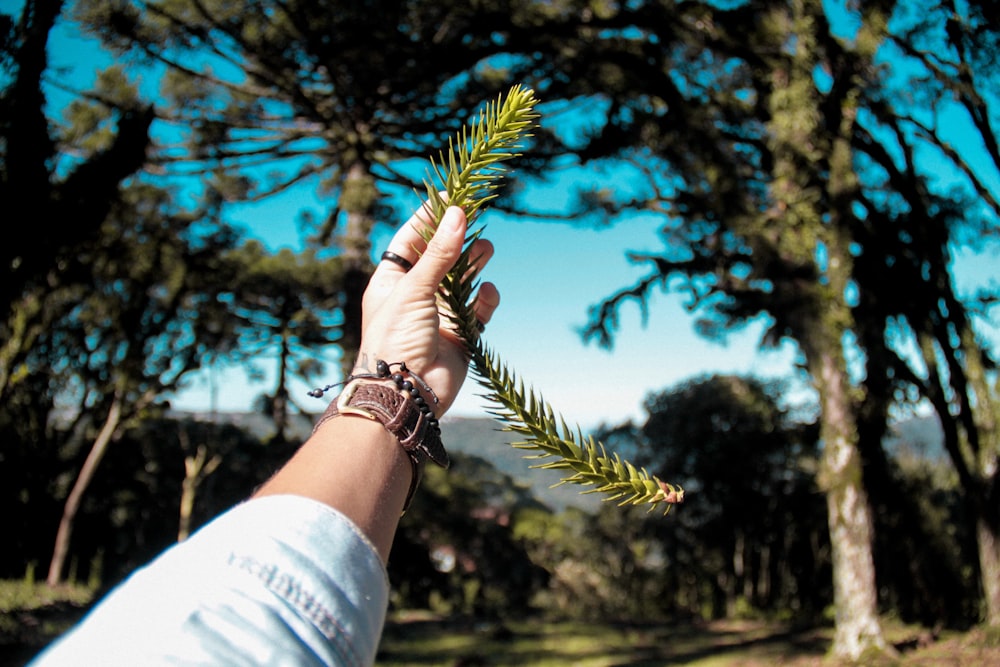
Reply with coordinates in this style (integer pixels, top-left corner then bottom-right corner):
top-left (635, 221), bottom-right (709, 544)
top-left (312, 380), bottom-right (449, 469)
top-left (308, 365), bottom-right (450, 514)
top-left (340, 381), bottom-right (449, 468)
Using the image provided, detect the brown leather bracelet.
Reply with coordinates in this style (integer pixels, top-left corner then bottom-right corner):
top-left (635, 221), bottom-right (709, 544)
top-left (342, 380), bottom-right (449, 467)
top-left (312, 378), bottom-right (449, 511)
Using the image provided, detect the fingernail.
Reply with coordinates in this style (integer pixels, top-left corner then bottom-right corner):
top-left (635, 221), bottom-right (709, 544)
top-left (442, 206), bottom-right (463, 235)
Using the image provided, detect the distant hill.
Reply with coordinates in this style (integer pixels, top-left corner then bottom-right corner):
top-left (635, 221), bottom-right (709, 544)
top-left (169, 410), bottom-right (601, 512)
top-left (169, 410), bottom-right (947, 511)
top-left (883, 414), bottom-right (946, 460)
top-left (441, 417), bottom-right (603, 512)
top-left (168, 409), bottom-right (316, 442)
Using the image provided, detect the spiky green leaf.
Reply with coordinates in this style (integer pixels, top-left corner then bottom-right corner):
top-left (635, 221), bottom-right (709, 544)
top-left (420, 85), bottom-right (684, 514)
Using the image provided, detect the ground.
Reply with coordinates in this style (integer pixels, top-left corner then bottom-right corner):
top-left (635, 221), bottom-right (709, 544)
top-left (3, 581), bottom-right (999, 666)
top-left (377, 615), bottom-right (1000, 667)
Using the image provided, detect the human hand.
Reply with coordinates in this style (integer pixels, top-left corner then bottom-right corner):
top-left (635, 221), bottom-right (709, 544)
top-left (355, 203), bottom-right (499, 416)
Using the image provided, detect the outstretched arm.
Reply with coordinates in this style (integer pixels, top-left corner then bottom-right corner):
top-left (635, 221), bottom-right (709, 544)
top-left (31, 204), bottom-right (499, 667)
top-left (254, 203), bottom-right (499, 560)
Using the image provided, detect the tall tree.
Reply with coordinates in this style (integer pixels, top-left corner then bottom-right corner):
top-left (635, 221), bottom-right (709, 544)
top-left (43, 182), bottom-right (239, 585)
top-left (224, 241), bottom-right (344, 442)
top-left (851, 0), bottom-right (1000, 625)
top-left (535, 1), bottom-right (896, 655)
top-left (535, 0), bottom-right (997, 655)
top-left (612, 375), bottom-right (825, 618)
top-left (0, 0), bottom-right (153, 404)
top-left (71, 0), bottom-right (583, 375)
top-left (0, 0), bottom-right (153, 319)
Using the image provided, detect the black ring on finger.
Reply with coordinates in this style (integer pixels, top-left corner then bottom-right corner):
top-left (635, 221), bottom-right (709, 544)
top-left (476, 320), bottom-right (486, 333)
top-left (381, 251), bottom-right (414, 272)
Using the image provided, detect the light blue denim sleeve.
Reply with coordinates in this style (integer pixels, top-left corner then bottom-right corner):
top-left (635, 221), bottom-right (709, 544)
top-left (29, 495), bottom-right (389, 667)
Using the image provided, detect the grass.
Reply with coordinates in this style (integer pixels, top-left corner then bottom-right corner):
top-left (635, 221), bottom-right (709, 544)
top-left (376, 616), bottom-right (828, 667)
top-left (3, 583), bottom-right (999, 667)
top-left (0, 578), bottom-right (95, 665)
top-left (377, 614), bottom-right (1000, 667)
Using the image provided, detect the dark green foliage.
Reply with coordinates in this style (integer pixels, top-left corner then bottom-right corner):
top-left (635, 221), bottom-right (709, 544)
top-left (75, 416), bottom-right (284, 587)
top-left (513, 503), bottom-right (679, 621)
top-left (870, 446), bottom-right (979, 627)
top-left (600, 375), bottom-right (830, 620)
top-left (391, 453), bottom-right (549, 618)
top-left (0, 0), bottom-right (154, 316)
top-left (0, 371), bottom-right (65, 580)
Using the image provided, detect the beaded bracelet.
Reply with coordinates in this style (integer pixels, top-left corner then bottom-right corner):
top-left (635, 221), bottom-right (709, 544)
top-left (310, 361), bottom-right (449, 511)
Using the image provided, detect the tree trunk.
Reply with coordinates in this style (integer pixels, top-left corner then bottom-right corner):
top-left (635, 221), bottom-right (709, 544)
top-left (922, 322), bottom-right (1000, 626)
top-left (338, 161), bottom-right (377, 377)
top-left (733, 528), bottom-right (746, 612)
top-left (47, 394), bottom-right (123, 586)
top-left (964, 327), bottom-right (1000, 627)
top-left (978, 516), bottom-right (1000, 626)
top-left (272, 331), bottom-right (291, 443)
top-left (178, 444), bottom-right (222, 542)
top-left (815, 350), bottom-right (889, 660)
top-left (757, 543), bottom-right (771, 605)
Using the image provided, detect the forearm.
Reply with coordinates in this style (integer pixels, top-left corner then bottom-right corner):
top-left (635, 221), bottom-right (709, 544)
top-left (253, 414), bottom-right (412, 562)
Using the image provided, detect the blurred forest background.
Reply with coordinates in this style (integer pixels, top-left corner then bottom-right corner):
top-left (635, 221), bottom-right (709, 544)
top-left (2, 0), bottom-right (998, 664)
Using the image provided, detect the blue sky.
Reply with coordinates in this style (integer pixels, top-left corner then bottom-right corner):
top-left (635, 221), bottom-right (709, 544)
top-left (28, 0), bottom-right (998, 431)
top-left (24, 2), bottom-right (802, 429)
top-left (186, 185), bottom-right (804, 429)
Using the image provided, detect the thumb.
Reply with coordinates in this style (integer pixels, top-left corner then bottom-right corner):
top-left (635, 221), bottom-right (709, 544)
top-left (410, 206), bottom-right (466, 289)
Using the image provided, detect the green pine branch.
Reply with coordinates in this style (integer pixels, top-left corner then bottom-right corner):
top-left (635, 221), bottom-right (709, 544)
top-left (419, 85), bottom-right (684, 513)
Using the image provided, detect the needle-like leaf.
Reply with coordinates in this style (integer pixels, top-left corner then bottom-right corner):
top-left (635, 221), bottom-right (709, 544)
top-left (420, 85), bottom-right (684, 513)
